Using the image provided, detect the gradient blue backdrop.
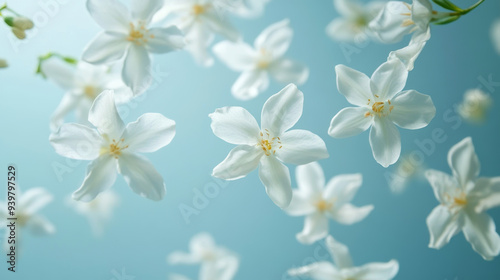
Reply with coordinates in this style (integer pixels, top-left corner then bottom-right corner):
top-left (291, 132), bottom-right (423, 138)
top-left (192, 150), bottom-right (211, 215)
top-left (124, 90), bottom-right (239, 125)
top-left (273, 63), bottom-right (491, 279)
top-left (1, 0), bottom-right (499, 279)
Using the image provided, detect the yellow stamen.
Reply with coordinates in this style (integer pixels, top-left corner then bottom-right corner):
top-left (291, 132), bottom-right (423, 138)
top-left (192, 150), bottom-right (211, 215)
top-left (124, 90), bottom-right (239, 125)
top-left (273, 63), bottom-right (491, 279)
top-left (193, 4), bottom-right (205, 15)
top-left (127, 22), bottom-right (151, 45)
top-left (316, 200), bottom-right (333, 212)
top-left (106, 139), bottom-right (129, 158)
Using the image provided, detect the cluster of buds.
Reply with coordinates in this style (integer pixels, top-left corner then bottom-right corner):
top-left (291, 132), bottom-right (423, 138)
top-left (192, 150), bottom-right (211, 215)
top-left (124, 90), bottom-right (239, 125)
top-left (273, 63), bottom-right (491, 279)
top-left (0, 4), bottom-right (34, 40)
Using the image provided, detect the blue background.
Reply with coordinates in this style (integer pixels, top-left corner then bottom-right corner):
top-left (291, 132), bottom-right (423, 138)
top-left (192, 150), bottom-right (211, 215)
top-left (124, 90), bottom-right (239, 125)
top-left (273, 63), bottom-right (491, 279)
top-left (0, 0), bottom-right (499, 279)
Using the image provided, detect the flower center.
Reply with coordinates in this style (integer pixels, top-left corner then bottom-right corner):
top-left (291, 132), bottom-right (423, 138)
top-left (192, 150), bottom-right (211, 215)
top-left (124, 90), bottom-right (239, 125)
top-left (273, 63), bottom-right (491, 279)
top-left (259, 129), bottom-right (282, 156)
top-left (83, 85), bottom-right (98, 99)
top-left (127, 21), bottom-right (155, 45)
top-left (453, 192), bottom-right (468, 207)
top-left (364, 96), bottom-right (394, 118)
top-left (400, 3), bottom-right (415, 27)
top-left (315, 199), bottom-right (333, 212)
top-left (256, 48), bottom-right (271, 69)
top-left (192, 4), bottom-right (206, 15)
top-left (102, 138), bottom-right (129, 158)
top-left (443, 191), bottom-right (468, 212)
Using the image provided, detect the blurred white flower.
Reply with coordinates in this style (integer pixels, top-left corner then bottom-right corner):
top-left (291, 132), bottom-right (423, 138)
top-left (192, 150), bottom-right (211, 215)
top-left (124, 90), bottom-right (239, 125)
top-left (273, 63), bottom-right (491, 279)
top-left (288, 236), bottom-right (399, 280)
top-left (285, 162), bottom-right (373, 244)
top-left (213, 19), bottom-right (308, 100)
top-left (0, 188), bottom-right (55, 250)
top-left (326, 0), bottom-right (384, 43)
top-left (369, 0), bottom-right (433, 70)
top-left (0, 58), bottom-right (7, 68)
top-left (458, 89), bottom-right (493, 124)
top-left (50, 90), bottom-right (176, 202)
top-left (82, 0), bottom-right (185, 95)
top-left (388, 153), bottom-right (425, 193)
top-left (168, 232), bottom-right (239, 280)
top-left (491, 18), bottom-right (500, 54)
top-left (425, 137), bottom-right (500, 260)
top-left (225, 0), bottom-right (270, 18)
top-left (67, 190), bottom-right (119, 237)
top-left (158, 0), bottom-right (240, 67)
top-left (210, 84), bottom-right (329, 208)
top-left (41, 58), bottom-right (133, 131)
top-left (328, 59), bottom-right (436, 167)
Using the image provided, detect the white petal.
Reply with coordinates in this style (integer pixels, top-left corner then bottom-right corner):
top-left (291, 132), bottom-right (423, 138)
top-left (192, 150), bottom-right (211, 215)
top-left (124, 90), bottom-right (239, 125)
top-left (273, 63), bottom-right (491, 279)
top-left (369, 118), bottom-right (401, 167)
top-left (231, 70), bottom-right (269, 100)
top-left (87, 0), bottom-right (130, 32)
top-left (212, 145), bottom-right (263, 180)
top-left (355, 260), bottom-right (399, 280)
top-left (121, 113), bottom-right (175, 153)
top-left (189, 232), bottom-right (216, 256)
top-left (118, 153), bottom-right (165, 201)
top-left (167, 252), bottom-right (200, 264)
top-left (325, 235), bottom-right (353, 269)
top-left (50, 93), bottom-right (82, 132)
top-left (411, 0), bottom-right (432, 30)
top-left (131, 0), bottom-right (163, 22)
top-left (269, 58), bottom-right (309, 85)
top-left (213, 41), bottom-right (257, 71)
top-left (261, 83), bottom-right (303, 135)
top-left (324, 173), bottom-right (363, 203)
top-left (334, 0), bottom-right (362, 17)
top-left (88, 90), bottom-right (125, 138)
top-left (296, 162), bottom-right (326, 196)
top-left (20, 188), bottom-right (53, 216)
top-left (427, 205), bottom-right (464, 249)
top-left (368, 2), bottom-right (413, 43)
top-left (49, 123), bottom-right (102, 160)
top-left (491, 19), bottom-right (500, 55)
top-left (328, 107), bottom-right (373, 138)
top-left (72, 156), bottom-right (118, 202)
top-left (276, 129), bottom-right (329, 165)
top-left (203, 11), bottom-right (240, 41)
top-left (82, 31), bottom-right (129, 64)
top-left (370, 59), bottom-right (408, 100)
top-left (185, 23), bottom-right (215, 67)
top-left (285, 189), bottom-right (316, 216)
top-left (388, 28), bottom-right (431, 71)
top-left (27, 215), bottom-right (56, 235)
top-left (475, 177), bottom-right (500, 212)
top-left (463, 211), bottom-right (500, 260)
top-left (288, 262), bottom-right (340, 280)
top-left (296, 212), bottom-right (329, 244)
top-left (146, 26), bottom-right (185, 54)
top-left (258, 156), bottom-right (292, 208)
top-left (122, 45), bottom-right (152, 95)
top-left (448, 137), bottom-right (480, 189)
top-left (209, 106), bottom-right (260, 145)
top-left (326, 18), bottom-right (364, 43)
top-left (390, 90), bottom-right (436, 129)
top-left (254, 19), bottom-right (292, 58)
top-left (335, 64), bottom-right (372, 107)
top-left (41, 58), bottom-right (76, 90)
top-left (331, 204), bottom-right (373, 225)
top-left (425, 169), bottom-right (459, 204)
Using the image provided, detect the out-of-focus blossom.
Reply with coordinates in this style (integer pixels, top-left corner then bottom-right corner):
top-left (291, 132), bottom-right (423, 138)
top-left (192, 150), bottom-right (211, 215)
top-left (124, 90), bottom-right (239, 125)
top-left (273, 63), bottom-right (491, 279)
top-left (458, 89), bottom-right (493, 124)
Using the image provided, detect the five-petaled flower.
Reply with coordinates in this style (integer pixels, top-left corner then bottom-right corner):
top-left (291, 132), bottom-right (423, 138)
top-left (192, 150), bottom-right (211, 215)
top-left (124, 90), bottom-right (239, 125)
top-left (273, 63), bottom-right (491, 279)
top-left (210, 83), bottom-right (329, 208)
top-left (328, 59), bottom-right (436, 167)
top-left (41, 58), bottom-right (132, 131)
top-left (213, 19), bottom-right (308, 100)
top-left (82, 0), bottom-right (185, 95)
top-left (50, 90), bottom-right (176, 202)
top-left (285, 162), bottom-right (373, 244)
top-left (425, 137), bottom-right (500, 260)
top-left (288, 235), bottom-right (399, 280)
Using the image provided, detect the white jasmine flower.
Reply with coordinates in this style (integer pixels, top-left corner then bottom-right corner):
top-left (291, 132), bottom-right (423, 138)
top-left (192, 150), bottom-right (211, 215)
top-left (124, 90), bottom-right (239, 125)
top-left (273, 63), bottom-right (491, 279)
top-left (326, 0), bottom-right (385, 43)
top-left (67, 190), bottom-right (119, 236)
top-left (285, 162), bottom-right (373, 244)
top-left (0, 188), bottom-right (55, 250)
top-left (82, 0), bottom-right (185, 95)
top-left (458, 89), bottom-right (493, 124)
top-left (168, 232), bottom-right (239, 280)
top-left (492, 18), bottom-right (500, 55)
top-left (425, 137), bottom-right (500, 260)
top-left (49, 90), bottom-right (176, 202)
top-left (288, 236), bottom-right (399, 280)
top-left (0, 58), bottom-right (7, 68)
top-left (388, 154), bottom-right (425, 193)
top-left (41, 58), bottom-right (133, 131)
top-left (213, 19), bottom-right (308, 100)
top-left (328, 59), bottom-right (436, 167)
top-left (210, 84), bottom-right (329, 208)
top-left (160, 0), bottom-right (240, 67)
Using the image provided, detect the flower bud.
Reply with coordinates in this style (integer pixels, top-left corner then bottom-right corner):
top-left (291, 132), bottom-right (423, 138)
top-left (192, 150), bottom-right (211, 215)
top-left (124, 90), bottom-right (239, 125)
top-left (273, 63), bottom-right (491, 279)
top-left (12, 26), bottom-right (26, 39)
top-left (13, 16), bottom-right (34, 30)
top-left (0, 59), bottom-right (8, 68)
